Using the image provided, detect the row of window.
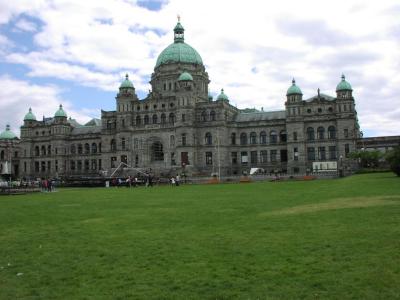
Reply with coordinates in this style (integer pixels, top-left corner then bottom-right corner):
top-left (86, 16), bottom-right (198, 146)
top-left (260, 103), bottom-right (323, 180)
top-left (0, 150), bottom-right (19, 160)
top-left (306, 126), bottom-right (336, 141)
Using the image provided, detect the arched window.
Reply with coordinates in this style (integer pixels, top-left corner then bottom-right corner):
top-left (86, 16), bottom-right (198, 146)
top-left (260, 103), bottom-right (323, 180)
top-left (84, 143), bottom-right (90, 154)
top-left (169, 113), bottom-right (175, 124)
top-left (231, 133), bottom-right (236, 145)
top-left (0, 150), bottom-right (4, 160)
top-left (70, 145), bottom-right (76, 154)
top-left (121, 138), bottom-right (126, 150)
top-left (41, 145), bottom-right (46, 156)
top-left (78, 144), bottom-right (83, 154)
top-left (328, 126), bottom-right (336, 139)
top-left (240, 133), bottom-right (247, 145)
top-left (270, 130), bottom-right (277, 144)
top-left (280, 130), bottom-right (287, 143)
top-left (161, 113), bottom-right (166, 124)
top-left (47, 145), bottom-right (51, 155)
top-left (170, 135), bottom-right (175, 147)
top-left (306, 127), bottom-right (315, 141)
top-left (99, 143), bottom-right (102, 153)
top-left (152, 114), bottom-right (158, 124)
top-left (317, 127), bottom-right (325, 140)
top-left (201, 111), bottom-right (207, 121)
top-left (136, 116), bottom-right (141, 125)
top-left (205, 132), bottom-right (212, 145)
top-left (210, 111), bottom-right (216, 121)
top-left (151, 141), bottom-right (164, 161)
top-left (110, 139), bottom-right (116, 151)
top-left (91, 143), bottom-right (97, 153)
top-left (260, 131), bottom-right (267, 144)
top-left (144, 115), bottom-right (149, 125)
top-left (250, 132), bottom-right (257, 144)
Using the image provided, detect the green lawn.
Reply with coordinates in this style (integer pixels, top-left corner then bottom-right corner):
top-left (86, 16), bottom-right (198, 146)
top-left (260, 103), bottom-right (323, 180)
top-left (1, 173), bottom-right (399, 299)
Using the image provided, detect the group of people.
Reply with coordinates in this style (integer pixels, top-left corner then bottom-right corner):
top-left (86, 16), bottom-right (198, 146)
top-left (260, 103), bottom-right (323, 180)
top-left (170, 175), bottom-right (181, 186)
top-left (40, 178), bottom-right (55, 192)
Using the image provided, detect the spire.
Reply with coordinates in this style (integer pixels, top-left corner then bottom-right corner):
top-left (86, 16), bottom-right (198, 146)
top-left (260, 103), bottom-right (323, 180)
top-left (341, 74), bottom-right (345, 81)
top-left (6, 124), bottom-right (10, 131)
top-left (292, 78), bottom-right (296, 85)
top-left (125, 73), bottom-right (129, 80)
top-left (174, 17), bottom-right (185, 43)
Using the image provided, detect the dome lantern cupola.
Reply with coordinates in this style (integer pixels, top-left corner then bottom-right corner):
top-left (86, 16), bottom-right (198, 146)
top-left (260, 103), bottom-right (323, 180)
top-left (286, 78), bottom-right (302, 103)
top-left (120, 73), bottom-right (134, 90)
top-left (174, 15), bottom-right (184, 43)
top-left (0, 124), bottom-right (18, 140)
top-left (24, 107), bottom-right (36, 121)
top-left (217, 89), bottom-right (229, 102)
top-left (54, 104), bottom-right (67, 118)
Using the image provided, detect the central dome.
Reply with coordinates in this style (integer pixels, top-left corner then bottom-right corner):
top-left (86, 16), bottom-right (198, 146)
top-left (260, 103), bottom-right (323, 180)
top-left (155, 21), bottom-right (203, 68)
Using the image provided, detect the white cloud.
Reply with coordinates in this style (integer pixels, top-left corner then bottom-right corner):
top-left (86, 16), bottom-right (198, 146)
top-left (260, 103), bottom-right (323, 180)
top-left (1, 0), bottom-right (400, 137)
top-left (14, 18), bottom-right (37, 32)
top-left (0, 75), bottom-right (93, 137)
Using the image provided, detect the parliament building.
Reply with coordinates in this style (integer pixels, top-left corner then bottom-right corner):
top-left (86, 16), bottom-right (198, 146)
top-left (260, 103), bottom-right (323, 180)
top-left (1, 20), bottom-right (363, 179)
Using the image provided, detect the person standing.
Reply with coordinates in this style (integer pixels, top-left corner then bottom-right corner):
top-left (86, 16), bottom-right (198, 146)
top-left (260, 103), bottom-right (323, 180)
top-left (175, 175), bottom-right (180, 186)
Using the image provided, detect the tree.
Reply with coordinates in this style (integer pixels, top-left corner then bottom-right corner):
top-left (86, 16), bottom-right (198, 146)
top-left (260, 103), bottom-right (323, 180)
top-left (385, 146), bottom-right (400, 176)
top-left (349, 150), bottom-right (382, 168)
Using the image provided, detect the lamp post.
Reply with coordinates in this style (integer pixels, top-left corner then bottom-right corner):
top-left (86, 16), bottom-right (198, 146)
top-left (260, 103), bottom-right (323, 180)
top-left (339, 155), bottom-right (343, 177)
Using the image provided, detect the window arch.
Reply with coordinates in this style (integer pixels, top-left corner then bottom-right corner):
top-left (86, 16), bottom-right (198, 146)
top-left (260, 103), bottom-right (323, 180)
top-left (280, 130), bottom-right (287, 143)
top-left (260, 131), bottom-right (267, 144)
top-left (144, 115), bottom-right (149, 125)
top-left (41, 145), bottom-right (46, 156)
top-left (70, 145), bottom-right (76, 154)
top-left (77, 144), bottom-right (83, 154)
top-left (205, 132), bottom-right (212, 145)
top-left (169, 113), bottom-right (175, 124)
top-left (306, 127), bottom-right (315, 141)
top-left (47, 145), bottom-right (51, 155)
top-left (136, 115), bottom-right (141, 125)
top-left (0, 150), bottom-right (4, 160)
top-left (328, 126), bottom-right (336, 139)
top-left (84, 143), bottom-right (90, 154)
top-left (317, 127), bottom-right (325, 140)
top-left (240, 133), bottom-right (247, 145)
top-left (250, 132), bottom-right (257, 144)
top-left (152, 114), bottom-right (158, 124)
top-left (110, 139), bottom-right (116, 151)
top-left (91, 143), bottom-right (97, 153)
top-left (231, 133), bottom-right (236, 145)
top-left (210, 111), bottom-right (216, 121)
top-left (161, 113), bottom-right (166, 124)
top-left (270, 130), bottom-right (277, 144)
top-left (201, 111), bottom-right (207, 121)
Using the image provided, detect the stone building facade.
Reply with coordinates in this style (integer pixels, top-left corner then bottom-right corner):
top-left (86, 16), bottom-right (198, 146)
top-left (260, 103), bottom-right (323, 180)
top-left (2, 21), bottom-right (365, 179)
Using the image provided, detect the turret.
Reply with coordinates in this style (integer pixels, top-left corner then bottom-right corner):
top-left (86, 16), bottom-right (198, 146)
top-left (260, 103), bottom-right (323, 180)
top-left (336, 74), bottom-right (353, 99)
top-left (286, 79), bottom-right (303, 103)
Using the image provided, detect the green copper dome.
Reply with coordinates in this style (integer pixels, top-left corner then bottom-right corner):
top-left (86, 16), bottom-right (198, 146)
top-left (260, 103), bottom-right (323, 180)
top-left (155, 21), bottom-right (203, 68)
top-left (286, 79), bottom-right (302, 95)
top-left (54, 104), bottom-right (67, 118)
top-left (0, 124), bottom-right (18, 140)
top-left (217, 89), bottom-right (229, 102)
top-left (120, 74), bottom-right (134, 89)
top-left (24, 107), bottom-right (36, 121)
top-left (336, 74), bottom-right (352, 91)
top-left (178, 71), bottom-right (193, 81)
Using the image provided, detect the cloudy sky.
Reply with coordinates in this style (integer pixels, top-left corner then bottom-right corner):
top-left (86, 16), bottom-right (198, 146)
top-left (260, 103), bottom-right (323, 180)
top-left (0, 0), bottom-right (399, 137)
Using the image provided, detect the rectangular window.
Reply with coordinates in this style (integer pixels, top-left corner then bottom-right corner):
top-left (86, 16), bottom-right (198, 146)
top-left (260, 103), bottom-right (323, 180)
top-left (293, 132), bottom-right (298, 141)
top-left (70, 161), bottom-right (75, 171)
top-left (307, 147), bottom-right (315, 161)
top-left (121, 155), bottom-right (127, 164)
top-left (241, 151), bottom-right (248, 164)
top-left (84, 160), bottom-right (89, 170)
top-left (171, 153), bottom-right (176, 165)
top-left (345, 144), bottom-right (350, 157)
top-left (329, 146), bottom-right (337, 160)
top-left (111, 157), bottom-right (117, 168)
top-left (182, 114), bottom-right (186, 122)
top-left (260, 150), bottom-right (268, 163)
top-left (55, 160), bottom-right (58, 171)
top-left (181, 152), bottom-right (189, 165)
top-left (318, 147), bottom-right (326, 161)
top-left (182, 134), bottom-right (186, 146)
top-left (98, 159), bottom-right (102, 170)
top-left (24, 162), bottom-right (27, 172)
top-left (344, 129), bottom-right (349, 138)
top-left (206, 152), bottom-right (213, 165)
top-left (231, 152), bottom-right (237, 164)
top-left (77, 160), bottom-right (82, 171)
top-left (280, 150), bottom-right (288, 162)
top-left (35, 161), bottom-right (39, 172)
top-left (91, 159), bottom-right (97, 170)
top-left (250, 151), bottom-right (258, 164)
top-left (294, 147), bottom-right (299, 161)
top-left (270, 150), bottom-right (277, 162)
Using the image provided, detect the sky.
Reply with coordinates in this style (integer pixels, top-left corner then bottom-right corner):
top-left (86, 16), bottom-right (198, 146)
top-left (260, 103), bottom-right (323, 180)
top-left (0, 0), bottom-right (399, 137)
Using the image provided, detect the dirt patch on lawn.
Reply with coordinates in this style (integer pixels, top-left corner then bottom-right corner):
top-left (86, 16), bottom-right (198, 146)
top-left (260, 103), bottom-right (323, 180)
top-left (260, 196), bottom-right (400, 217)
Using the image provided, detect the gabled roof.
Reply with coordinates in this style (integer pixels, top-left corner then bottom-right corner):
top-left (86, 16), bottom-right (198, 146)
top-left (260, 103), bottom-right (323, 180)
top-left (235, 110), bottom-right (286, 122)
top-left (85, 118), bottom-right (101, 126)
top-left (304, 93), bottom-right (335, 102)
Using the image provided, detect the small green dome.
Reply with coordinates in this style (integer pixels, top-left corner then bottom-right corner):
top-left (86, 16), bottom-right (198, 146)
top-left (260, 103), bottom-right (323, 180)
top-left (336, 74), bottom-right (352, 91)
top-left (217, 89), bottom-right (229, 102)
top-left (286, 79), bottom-right (302, 95)
top-left (155, 21), bottom-right (203, 68)
top-left (24, 107), bottom-right (36, 121)
top-left (178, 71), bottom-right (193, 81)
top-left (54, 104), bottom-right (67, 118)
top-left (0, 124), bottom-right (18, 140)
top-left (120, 74), bottom-right (134, 89)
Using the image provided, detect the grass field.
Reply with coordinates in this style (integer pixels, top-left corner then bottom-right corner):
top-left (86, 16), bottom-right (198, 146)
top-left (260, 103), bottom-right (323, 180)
top-left (1, 173), bottom-right (399, 299)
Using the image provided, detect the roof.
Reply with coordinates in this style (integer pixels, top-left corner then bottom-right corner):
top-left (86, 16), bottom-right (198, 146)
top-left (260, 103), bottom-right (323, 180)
top-left (24, 108), bottom-right (36, 121)
top-left (305, 93), bottom-right (335, 102)
top-left (235, 110), bottom-right (286, 122)
top-left (336, 74), bottom-right (352, 91)
top-left (217, 89), bottom-right (229, 102)
top-left (71, 126), bottom-right (101, 135)
top-left (120, 74), bottom-right (134, 89)
top-left (287, 79), bottom-right (302, 95)
top-left (54, 104), bottom-right (67, 118)
top-left (178, 71), bottom-right (193, 81)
